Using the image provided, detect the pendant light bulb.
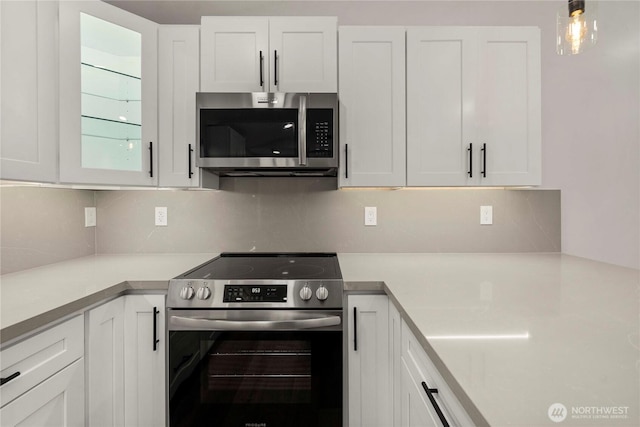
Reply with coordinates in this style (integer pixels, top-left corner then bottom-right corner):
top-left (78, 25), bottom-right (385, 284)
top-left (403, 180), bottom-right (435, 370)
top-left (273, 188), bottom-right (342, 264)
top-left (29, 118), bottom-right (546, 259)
top-left (566, 10), bottom-right (587, 55)
top-left (556, 0), bottom-right (598, 55)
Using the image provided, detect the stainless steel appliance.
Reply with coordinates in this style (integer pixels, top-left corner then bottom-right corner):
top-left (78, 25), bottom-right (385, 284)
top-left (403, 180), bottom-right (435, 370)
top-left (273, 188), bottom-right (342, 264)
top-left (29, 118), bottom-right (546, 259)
top-left (167, 253), bottom-right (344, 427)
top-left (196, 93), bottom-right (338, 177)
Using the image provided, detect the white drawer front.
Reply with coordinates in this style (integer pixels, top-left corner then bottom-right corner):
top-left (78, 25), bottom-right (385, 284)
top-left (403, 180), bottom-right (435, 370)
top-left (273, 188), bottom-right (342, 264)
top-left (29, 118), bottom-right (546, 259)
top-left (401, 320), bottom-right (474, 427)
top-left (1, 315), bottom-right (84, 407)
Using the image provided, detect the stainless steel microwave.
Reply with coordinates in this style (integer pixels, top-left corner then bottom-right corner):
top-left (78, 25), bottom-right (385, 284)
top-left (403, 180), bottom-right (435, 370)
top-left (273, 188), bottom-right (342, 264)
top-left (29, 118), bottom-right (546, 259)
top-left (196, 92), bottom-right (338, 177)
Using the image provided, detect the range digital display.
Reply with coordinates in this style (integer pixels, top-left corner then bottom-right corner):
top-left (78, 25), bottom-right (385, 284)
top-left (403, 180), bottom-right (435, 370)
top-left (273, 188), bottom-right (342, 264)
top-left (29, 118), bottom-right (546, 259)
top-left (223, 285), bottom-right (288, 303)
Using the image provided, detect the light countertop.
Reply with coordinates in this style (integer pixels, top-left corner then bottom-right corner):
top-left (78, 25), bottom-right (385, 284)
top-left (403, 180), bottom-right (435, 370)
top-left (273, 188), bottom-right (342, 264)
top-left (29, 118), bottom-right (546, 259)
top-left (0, 253), bottom-right (216, 343)
top-left (1, 252), bottom-right (638, 426)
top-left (339, 253), bottom-right (640, 426)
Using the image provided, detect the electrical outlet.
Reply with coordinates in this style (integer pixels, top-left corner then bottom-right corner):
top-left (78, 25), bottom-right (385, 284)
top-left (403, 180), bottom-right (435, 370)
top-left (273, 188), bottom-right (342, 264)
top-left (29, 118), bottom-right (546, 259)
top-left (365, 207), bottom-right (377, 226)
top-left (480, 205), bottom-right (493, 225)
top-left (84, 207), bottom-right (96, 227)
top-left (155, 207), bottom-right (168, 226)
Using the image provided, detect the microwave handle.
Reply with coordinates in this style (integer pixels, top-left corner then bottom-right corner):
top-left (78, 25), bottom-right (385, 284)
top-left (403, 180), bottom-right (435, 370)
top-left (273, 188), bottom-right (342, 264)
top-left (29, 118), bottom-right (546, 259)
top-left (298, 95), bottom-right (307, 166)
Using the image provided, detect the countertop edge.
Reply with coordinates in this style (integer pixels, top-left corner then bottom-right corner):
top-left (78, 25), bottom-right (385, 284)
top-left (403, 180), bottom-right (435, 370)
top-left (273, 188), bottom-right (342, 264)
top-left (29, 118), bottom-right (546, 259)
top-left (0, 280), bottom-right (169, 347)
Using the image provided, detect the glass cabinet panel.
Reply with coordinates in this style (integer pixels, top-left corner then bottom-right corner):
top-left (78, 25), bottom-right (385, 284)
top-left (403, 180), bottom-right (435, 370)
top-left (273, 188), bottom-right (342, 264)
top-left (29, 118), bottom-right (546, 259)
top-left (80, 13), bottom-right (142, 172)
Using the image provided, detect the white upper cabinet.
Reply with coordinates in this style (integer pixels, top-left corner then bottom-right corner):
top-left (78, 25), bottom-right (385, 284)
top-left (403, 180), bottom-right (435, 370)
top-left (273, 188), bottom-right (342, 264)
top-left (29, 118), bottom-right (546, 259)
top-left (476, 27), bottom-right (541, 186)
top-left (159, 26), bottom-right (202, 188)
top-left (269, 18), bottom-right (337, 93)
top-left (0, 0), bottom-right (58, 183)
top-left (201, 17), bottom-right (337, 93)
top-left (407, 27), bottom-right (477, 187)
top-left (407, 27), bottom-right (541, 187)
top-left (200, 17), bottom-right (268, 93)
top-left (59, 0), bottom-right (158, 186)
top-left (339, 27), bottom-right (406, 187)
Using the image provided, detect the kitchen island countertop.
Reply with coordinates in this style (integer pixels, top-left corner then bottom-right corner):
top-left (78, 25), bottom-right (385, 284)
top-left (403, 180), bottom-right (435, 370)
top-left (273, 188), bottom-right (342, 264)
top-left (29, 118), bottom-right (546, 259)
top-left (1, 252), bottom-right (638, 426)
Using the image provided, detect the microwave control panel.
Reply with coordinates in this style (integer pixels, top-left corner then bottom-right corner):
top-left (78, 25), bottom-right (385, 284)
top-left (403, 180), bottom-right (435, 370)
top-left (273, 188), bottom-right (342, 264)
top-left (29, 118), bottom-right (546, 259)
top-left (307, 109), bottom-right (334, 158)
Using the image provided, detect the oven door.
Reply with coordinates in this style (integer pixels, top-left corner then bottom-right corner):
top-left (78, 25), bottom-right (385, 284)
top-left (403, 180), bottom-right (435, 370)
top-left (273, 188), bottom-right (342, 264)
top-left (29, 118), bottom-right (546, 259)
top-left (168, 310), bottom-right (343, 427)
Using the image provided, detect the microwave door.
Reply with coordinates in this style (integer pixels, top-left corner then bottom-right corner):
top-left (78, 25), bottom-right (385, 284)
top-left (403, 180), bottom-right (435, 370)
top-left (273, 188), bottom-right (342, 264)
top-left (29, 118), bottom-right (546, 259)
top-left (199, 108), bottom-right (300, 167)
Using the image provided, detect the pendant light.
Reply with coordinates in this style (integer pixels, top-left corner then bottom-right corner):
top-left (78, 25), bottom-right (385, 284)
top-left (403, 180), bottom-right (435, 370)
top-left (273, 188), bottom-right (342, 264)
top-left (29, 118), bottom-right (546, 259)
top-left (556, 0), bottom-right (598, 55)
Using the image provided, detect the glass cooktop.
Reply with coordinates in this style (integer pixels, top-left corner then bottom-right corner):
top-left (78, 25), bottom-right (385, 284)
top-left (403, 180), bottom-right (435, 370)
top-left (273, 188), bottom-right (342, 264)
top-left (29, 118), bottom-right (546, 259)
top-left (180, 253), bottom-right (342, 281)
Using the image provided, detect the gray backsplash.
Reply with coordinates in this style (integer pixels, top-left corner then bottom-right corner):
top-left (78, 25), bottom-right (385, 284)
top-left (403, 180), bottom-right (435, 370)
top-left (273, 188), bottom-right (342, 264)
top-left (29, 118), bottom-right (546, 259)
top-left (1, 186), bottom-right (96, 274)
top-left (0, 180), bottom-right (560, 274)
top-left (96, 178), bottom-right (561, 255)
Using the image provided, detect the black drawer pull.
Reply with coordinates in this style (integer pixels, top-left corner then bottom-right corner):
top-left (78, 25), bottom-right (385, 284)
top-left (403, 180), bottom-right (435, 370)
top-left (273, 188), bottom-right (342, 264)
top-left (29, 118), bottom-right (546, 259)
top-left (153, 307), bottom-right (160, 351)
top-left (421, 381), bottom-right (449, 427)
top-left (188, 144), bottom-right (194, 179)
top-left (149, 141), bottom-right (154, 178)
top-left (1, 371), bottom-right (21, 386)
top-left (259, 50), bottom-right (264, 87)
top-left (353, 306), bottom-right (358, 351)
top-left (467, 143), bottom-right (473, 178)
top-left (481, 143), bottom-right (487, 178)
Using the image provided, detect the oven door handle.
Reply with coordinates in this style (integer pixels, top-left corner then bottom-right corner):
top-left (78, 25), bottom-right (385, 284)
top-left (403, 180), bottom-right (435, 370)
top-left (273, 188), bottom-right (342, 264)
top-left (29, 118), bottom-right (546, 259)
top-left (169, 315), bottom-right (341, 330)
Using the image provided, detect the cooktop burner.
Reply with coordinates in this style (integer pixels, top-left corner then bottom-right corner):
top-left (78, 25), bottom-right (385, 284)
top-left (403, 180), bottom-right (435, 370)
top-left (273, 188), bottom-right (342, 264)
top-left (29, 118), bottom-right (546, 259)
top-left (181, 252), bottom-right (342, 281)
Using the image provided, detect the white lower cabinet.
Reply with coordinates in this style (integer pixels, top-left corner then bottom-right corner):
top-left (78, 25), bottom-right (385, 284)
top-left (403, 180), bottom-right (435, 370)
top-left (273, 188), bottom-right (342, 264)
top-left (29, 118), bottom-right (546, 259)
top-left (0, 315), bottom-right (85, 426)
top-left (401, 359), bottom-right (440, 427)
top-left (348, 295), bottom-right (473, 427)
top-left (347, 294), bottom-right (392, 427)
top-left (0, 359), bottom-right (85, 427)
top-left (87, 294), bottom-right (166, 427)
top-left (123, 294), bottom-right (166, 427)
top-left (401, 319), bottom-right (475, 427)
top-left (87, 297), bottom-right (125, 426)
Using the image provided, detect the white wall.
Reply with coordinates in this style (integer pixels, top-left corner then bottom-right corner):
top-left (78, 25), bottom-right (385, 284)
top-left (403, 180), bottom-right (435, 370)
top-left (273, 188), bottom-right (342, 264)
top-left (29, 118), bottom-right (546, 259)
top-left (108, 0), bottom-right (640, 268)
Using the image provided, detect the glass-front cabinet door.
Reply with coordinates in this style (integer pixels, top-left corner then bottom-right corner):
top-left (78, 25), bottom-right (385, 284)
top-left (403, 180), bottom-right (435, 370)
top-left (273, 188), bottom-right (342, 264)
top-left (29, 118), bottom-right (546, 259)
top-left (59, 0), bottom-right (158, 186)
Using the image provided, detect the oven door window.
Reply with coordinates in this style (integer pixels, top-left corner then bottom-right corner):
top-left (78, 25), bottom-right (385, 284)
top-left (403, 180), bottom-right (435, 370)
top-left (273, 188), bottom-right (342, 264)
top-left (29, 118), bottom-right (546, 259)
top-left (200, 109), bottom-right (298, 158)
top-left (169, 331), bottom-right (342, 427)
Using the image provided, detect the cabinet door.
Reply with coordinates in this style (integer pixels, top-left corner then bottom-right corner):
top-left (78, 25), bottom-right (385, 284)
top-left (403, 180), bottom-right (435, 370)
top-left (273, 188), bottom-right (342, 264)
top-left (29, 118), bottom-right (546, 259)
top-left (158, 25), bottom-right (200, 188)
top-left (407, 27), bottom-right (478, 187)
top-left (347, 295), bottom-right (392, 427)
top-left (0, 0), bottom-right (57, 183)
top-left (124, 295), bottom-right (166, 427)
top-left (59, 0), bottom-right (158, 186)
top-left (269, 17), bottom-right (337, 92)
top-left (200, 17), bottom-right (268, 92)
top-left (0, 359), bottom-right (84, 427)
top-left (475, 27), bottom-right (541, 186)
top-left (88, 298), bottom-right (125, 427)
top-left (339, 27), bottom-right (406, 187)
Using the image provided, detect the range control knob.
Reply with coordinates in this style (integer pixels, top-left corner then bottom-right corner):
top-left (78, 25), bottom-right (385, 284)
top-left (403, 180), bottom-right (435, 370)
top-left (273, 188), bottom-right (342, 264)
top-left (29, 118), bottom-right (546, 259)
top-left (316, 285), bottom-right (329, 301)
top-left (299, 285), bottom-right (313, 301)
top-left (196, 286), bottom-right (211, 300)
top-left (179, 286), bottom-right (195, 300)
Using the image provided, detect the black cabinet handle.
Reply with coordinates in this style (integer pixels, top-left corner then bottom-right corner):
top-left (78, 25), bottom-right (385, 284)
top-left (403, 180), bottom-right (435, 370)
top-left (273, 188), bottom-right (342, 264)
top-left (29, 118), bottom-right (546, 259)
top-left (153, 306), bottom-right (160, 351)
top-left (353, 306), bottom-right (358, 351)
top-left (481, 143), bottom-right (487, 178)
top-left (345, 144), bottom-right (349, 179)
top-left (467, 143), bottom-right (473, 178)
top-left (259, 50), bottom-right (264, 87)
top-left (421, 381), bottom-right (450, 427)
top-left (0, 371), bottom-right (20, 386)
top-left (274, 50), bottom-right (278, 86)
top-left (149, 141), bottom-right (154, 178)
top-left (188, 144), bottom-right (194, 179)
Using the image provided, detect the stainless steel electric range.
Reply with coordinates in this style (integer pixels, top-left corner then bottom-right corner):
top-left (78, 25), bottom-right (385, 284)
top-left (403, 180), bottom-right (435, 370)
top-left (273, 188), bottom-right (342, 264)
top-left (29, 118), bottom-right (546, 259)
top-left (167, 253), bottom-right (344, 427)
